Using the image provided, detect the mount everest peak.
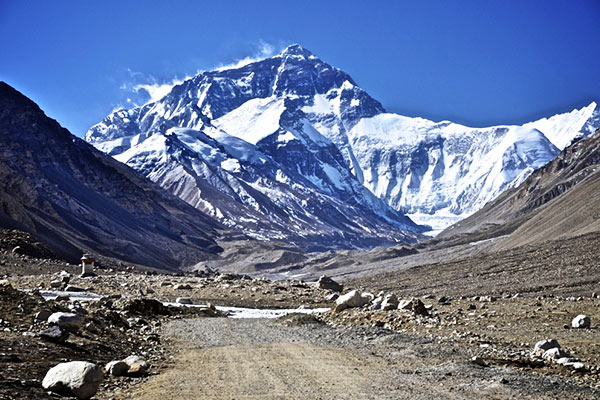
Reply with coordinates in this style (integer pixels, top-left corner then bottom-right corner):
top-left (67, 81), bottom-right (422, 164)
top-left (86, 46), bottom-right (600, 243)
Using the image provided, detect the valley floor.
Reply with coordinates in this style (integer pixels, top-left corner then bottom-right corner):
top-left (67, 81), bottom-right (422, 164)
top-left (1, 230), bottom-right (600, 399)
top-left (122, 317), bottom-right (598, 399)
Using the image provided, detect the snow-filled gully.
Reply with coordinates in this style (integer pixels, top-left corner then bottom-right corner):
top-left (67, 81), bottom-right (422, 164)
top-left (35, 290), bottom-right (330, 319)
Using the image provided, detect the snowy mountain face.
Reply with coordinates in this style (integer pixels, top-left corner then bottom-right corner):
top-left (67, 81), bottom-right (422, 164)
top-left (86, 44), bottom-right (600, 240)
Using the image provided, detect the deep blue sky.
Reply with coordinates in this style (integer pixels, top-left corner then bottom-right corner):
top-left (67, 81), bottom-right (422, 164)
top-left (1, 1), bottom-right (599, 136)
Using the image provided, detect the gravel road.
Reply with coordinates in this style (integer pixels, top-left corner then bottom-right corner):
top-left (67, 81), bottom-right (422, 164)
top-left (122, 316), bottom-right (600, 399)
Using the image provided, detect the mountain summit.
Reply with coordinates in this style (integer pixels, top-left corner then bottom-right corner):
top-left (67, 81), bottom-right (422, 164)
top-left (279, 44), bottom-right (317, 59)
top-left (86, 46), bottom-right (600, 238)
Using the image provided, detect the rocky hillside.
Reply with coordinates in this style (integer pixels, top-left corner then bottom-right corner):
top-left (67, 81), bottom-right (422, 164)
top-left (0, 82), bottom-right (222, 269)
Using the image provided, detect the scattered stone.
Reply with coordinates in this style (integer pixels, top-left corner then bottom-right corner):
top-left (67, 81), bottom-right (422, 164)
top-left (398, 298), bottom-right (428, 316)
top-left (334, 290), bottom-right (371, 312)
top-left (50, 280), bottom-right (63, 288)
top-left (317, 275), bottom-right (343, 292)
top-left (565, 361), bottom-right (586, 371)
top-left (123, 355), bottom-right (149, 375)
top-left (35, 310), bottom-right (52, 323)
top-left (176, 297), bottom-right (193, 305)
top-left (325, 293), bottom-right (339, 302)
top-left (556, 357), bottom-right (578, 366)
top-left (174, 283), bottom-right (193, 290)
top-left (532, 339), bottom-right (560, 357)
top-left (380, 294), bottom-right (399, 311)
top-left (543, 347), bottom-right (567, 360)
top-left (42, 361), bottom-right (103, 399)
top-left (145, 287), bottom-right (155, 294)
top-left (68, 304), bottom-right (88, 315)
top-left (160, 281), bottom-right (172, 287)
top-left (117, 297), bottom-right (169, 315)
top-left (85, 322), bottom-right (99, 334)
top-left (571, 314), bottom-right (591, 329)
top-left (59, 271), bottom-right (72, 283)
top-left (105, 360), bottom-right (129, 377)
top-left (471, 356), bottom-right (487, 367)
top-left (371, 295), bottom-right (384, 310)
top-left (17, 304), bottom-right (31, 314)
top-left (47, 312), bottom-right (84, 331)
top-left (39, 326), bottom-right (69, 343)
top-left (65, 285), bottom-right (85, 292)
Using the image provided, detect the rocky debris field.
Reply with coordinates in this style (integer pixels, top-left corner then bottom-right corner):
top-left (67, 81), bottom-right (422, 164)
top-left (0, 248), bottom-right (336, 399)
top-left (123, 315), bottom-right (599, 399)
top-left (1, 231), bottom-right (600, 399)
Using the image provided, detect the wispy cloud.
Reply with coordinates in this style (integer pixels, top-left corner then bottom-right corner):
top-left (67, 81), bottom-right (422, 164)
top-left (118, 69), bottom-right (195, 107)
top-left (214, 41), bottom-right (278, 71)
top-left (133, 79), bottom-right (185, 103)
top-left (116, 41), bottom-right (281, 109)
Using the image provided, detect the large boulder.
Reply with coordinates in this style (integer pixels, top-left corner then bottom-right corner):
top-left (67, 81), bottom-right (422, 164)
top-left (317, 276), bottom-right (343, 292)
top-left (334, 290), bottom-right (371, 312)
top-left (42, 361), bottom-right (103, 399)
top-left (572, 315), bottom-right (591, 329)
top-left (47, 312), bottom-right (84, 331)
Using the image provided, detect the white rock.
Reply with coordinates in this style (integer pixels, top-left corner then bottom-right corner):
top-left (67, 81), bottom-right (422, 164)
top-left (556, 357), bottom-right (578, 365)
top-left (42, 361), bottom-right (103, 399)
top-left (334, 290), bottom-right (371, 312)
top-left (47, 312), bottom-right (84, 331)
top-left (532, 339), bottom-right (560, 357)
top-left (371, 296), bottom-right (383, 310)
top-left (543, 347), bottom-right (567, 360)
top-left (571, 314), bottom-right (591, 329)
top-left (380, 294), bottom-right (399, 311)
top-left (565, 361), bottom-right (585, 371)
top-left (123, 355), bottom-right (149, 374)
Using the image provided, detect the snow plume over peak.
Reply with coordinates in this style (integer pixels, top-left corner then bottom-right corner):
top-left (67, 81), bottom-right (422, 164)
top-left (214, 41), bottom-right (277, 71)
top-left (87, 45), bottom-right (600, 240)
top-left (119, 69), bottom-right (194, 107)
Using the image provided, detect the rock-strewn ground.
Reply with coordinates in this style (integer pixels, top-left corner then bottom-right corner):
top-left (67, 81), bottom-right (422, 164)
top-left (123, 317), bottom-right (599, 399)
top-left (1, 229), bottom-right (599, 399)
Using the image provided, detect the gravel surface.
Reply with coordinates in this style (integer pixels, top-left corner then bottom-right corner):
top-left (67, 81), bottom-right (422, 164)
top-left (121, 317), bottom-right (600, 399)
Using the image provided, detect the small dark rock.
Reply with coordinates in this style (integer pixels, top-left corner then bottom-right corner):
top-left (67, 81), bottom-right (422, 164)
top-left (40, 326), bottom-right (69, 343)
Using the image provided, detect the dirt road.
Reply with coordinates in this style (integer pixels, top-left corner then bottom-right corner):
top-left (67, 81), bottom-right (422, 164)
top-left (122, 317), bottom-right (599, 399)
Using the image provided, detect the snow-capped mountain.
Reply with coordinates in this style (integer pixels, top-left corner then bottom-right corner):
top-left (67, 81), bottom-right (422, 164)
top-left (86, 44), bottom-right (600, 239)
